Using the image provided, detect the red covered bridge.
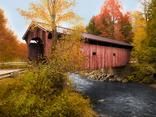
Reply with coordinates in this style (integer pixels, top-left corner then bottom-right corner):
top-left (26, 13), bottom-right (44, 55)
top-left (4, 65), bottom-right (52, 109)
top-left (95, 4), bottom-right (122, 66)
top-left (23, 23), bottom-right (132, 70)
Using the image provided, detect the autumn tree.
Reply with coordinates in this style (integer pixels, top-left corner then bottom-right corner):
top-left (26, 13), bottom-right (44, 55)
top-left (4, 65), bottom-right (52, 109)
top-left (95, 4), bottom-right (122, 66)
top-left (146, 0), bottom-right (156, 65)
top-left (96, 0), bottom-right (122, 39)
top-left (131, 0), bottom-right (155, 64)
top-left (86, 0), bottom-right (133, 42)
top-left (131, 12), bottom-right (149, 63)
top-left (16, 43), bottom-right (28, 60)
top-left (0, 8), bottom-right (27, 62)
top-left (18, 0), bottom-right (80, 41)
top-left (142, 0), bottom-right (151, 23)
top-left (126, 2), bottom-right (156, 84)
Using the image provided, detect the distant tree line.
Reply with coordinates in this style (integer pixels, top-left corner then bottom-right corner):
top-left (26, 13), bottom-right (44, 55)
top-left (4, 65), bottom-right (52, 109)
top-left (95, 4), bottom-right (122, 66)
top-left (0, 8), bottom-right (27, 62)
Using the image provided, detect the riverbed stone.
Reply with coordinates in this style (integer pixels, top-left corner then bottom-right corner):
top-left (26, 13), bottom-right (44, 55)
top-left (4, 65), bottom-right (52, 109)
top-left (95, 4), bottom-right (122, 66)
top-left (80, 69), bottom-right (126, 83)
top-left (122, 79), bottom-right (128, 83)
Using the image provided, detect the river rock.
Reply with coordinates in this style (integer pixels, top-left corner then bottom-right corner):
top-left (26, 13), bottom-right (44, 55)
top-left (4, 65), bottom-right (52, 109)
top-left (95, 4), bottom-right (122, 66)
top-left (122, 79), bottom-right (128, 83)
top-left (116, 78), bottom-right (122, 82)
top-left (81, 69), bottom-right (126, 83)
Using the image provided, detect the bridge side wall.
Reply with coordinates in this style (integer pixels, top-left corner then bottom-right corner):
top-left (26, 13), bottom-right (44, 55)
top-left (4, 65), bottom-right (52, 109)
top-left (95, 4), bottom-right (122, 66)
top-left (82, 43), bottom-right (131, 70)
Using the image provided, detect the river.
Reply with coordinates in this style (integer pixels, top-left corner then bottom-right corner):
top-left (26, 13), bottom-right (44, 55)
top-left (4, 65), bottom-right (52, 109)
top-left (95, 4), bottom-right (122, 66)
top-left (69, 73), bottom-right (156, 117)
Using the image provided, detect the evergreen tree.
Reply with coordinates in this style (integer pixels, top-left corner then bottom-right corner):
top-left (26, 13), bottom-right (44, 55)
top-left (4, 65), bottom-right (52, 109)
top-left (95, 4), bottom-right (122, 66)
top-left (120, 13), bottom-right (133, 43)
top-left (86, 16), bottom-right (101, 35)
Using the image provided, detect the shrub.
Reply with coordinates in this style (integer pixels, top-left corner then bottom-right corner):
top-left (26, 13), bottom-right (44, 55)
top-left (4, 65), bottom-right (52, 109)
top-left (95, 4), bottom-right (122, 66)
top-left (0, 27), bottom-right (97, 117)
top-left (126, 64), bottom-right (155, 84)
top-left (0, 67), bottom-right (96, 117)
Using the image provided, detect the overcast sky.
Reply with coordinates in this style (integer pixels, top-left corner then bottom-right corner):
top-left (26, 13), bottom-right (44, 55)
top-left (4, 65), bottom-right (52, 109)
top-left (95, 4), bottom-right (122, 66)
top-left (0, 0), bottom-right (140, 41)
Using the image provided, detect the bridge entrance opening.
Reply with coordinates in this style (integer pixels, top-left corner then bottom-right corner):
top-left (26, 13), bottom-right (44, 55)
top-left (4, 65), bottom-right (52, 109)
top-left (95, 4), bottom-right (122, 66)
top-left (29, 37), bottom-right (44, 61)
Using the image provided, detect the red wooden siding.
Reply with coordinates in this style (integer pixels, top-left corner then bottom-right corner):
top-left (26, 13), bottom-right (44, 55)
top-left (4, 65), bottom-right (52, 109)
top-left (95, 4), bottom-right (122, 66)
top-left (82, 43), bottom-right (131, 70)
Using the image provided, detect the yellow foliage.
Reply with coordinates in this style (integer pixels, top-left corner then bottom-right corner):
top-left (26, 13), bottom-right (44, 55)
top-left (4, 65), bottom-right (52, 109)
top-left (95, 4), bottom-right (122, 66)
top-left (49, 27), bottom-right (86, 72)
top-left (131, 11), bottom-right (149, 62)
top-left (132, 12), bottom-right (147, 50)
top-left (0, 68), bottom-right (97, 117)
top-left (18, 0), bottom-right (81, 31)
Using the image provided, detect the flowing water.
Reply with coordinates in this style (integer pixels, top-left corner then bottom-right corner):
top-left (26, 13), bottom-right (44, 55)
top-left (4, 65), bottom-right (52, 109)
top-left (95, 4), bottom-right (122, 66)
top-left (69, 73), bottom-right (156, 117)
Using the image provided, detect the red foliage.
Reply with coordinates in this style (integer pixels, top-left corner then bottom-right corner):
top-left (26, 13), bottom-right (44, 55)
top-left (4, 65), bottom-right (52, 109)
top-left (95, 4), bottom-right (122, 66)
top-left (94, 0), bottom-right (132, 42)
top-left (100, 0), bottom-right (122, 22)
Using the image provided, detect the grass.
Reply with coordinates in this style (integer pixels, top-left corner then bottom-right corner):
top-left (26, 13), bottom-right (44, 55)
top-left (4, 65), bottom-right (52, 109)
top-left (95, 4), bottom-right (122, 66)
top-left (0, 78), bottom-right (15, 85)
top-left (0, 77), bottom-right (19, 100)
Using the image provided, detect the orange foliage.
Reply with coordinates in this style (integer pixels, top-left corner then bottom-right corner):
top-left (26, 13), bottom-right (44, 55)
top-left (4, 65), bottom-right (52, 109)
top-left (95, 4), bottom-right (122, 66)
top-left (93, 0), bottom-right (133, 42)
top-left (0, 8), bottom-right (27, 62)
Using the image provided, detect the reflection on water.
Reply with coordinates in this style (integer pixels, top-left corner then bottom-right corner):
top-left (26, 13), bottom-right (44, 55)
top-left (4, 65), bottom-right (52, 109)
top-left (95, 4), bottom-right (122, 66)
top-left (69, 73), bottom-right (93, 92)
top-left (69, 73), bottom-right (156, 117)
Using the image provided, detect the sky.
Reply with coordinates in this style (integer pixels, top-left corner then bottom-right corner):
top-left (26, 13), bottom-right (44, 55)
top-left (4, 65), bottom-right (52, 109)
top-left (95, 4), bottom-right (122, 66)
top-left (0, 0), bottom-right (140, 42)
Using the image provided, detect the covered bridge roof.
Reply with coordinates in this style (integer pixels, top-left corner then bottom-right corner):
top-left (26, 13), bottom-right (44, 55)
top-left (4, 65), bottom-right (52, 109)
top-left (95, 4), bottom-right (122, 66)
top-left (82, 33), bottom-right (132, 48)
top-left (23, 23), bottom-right (133, 49)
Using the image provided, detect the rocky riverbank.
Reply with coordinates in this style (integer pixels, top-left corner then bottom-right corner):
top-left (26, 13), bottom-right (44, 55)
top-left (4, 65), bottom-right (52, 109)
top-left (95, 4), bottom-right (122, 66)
top-left (80, 69), bottom-right (128, 83)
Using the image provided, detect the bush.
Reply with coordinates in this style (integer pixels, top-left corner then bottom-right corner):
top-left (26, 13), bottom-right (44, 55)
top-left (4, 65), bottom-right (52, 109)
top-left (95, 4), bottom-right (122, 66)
top-left (0, 27), bottom-right (96, 117)
top-left (0, 67), bottom-right (96, 117)
top-left (126, 64), bottom-right (155, 84)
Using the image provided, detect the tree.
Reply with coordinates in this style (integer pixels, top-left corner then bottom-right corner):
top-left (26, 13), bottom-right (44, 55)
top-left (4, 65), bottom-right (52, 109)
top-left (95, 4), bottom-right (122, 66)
top-left (0, 8), bottom-right (27, 62)
top-left (131, 11), bottom-right (149, 63)
top-left (18, 0), bottom-right (80, 41)
top-left (131, 0), bottom-right (156, 64)
top-left (49, 27), bottom-right (86, 72)
top-left (126, 2), bottom-right (156, 84)
top-left (142, 0), bottom-right (151, 23)
top-left (89, 0), bottom-right (122, 39)
top-left (86, 0), bottom-right (133, 42)
top-left (146, 0), bottom-right (156, 64)
top-left (16, 43), bottom-right (28, 61)
top-left (120, 13), bottom-right (133, 42)
top-left (86, 16), bottom-right (101, 35)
